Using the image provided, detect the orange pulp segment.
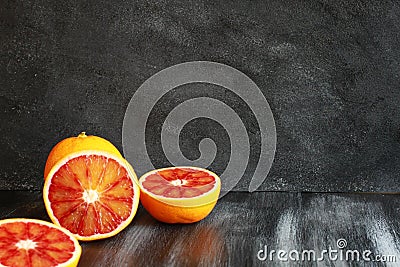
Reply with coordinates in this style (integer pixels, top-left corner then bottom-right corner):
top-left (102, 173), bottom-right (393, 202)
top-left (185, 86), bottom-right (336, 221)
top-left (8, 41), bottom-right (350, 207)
top-left (43, 151), bottom-right (140, 241)
top-left (0, 218), bottom-right (81, 267)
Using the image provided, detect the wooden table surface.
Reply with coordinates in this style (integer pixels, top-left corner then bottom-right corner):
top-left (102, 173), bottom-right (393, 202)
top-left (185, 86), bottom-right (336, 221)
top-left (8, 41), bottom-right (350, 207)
top-left (1, 190), bottom-right (399, 266)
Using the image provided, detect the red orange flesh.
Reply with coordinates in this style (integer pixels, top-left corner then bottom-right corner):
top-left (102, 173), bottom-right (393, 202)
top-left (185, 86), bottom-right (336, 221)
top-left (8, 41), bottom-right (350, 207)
top-left (139, 167), bottom-right (221, 224)
top-left (43, 151), bottom-right (140, 241)
top-left (0, 218), bottom-right (81, 267)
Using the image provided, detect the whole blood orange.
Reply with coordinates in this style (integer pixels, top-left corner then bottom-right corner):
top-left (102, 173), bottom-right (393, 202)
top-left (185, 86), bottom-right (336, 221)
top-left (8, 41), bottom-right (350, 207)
top-left (44, 132), bottom-right (122, 180)
top-left (0, 218), bottom-right (81, 267)
top-left (139, 167), bottom-right (221, 224)
top-left (43, 151), bottom-right (140, 241)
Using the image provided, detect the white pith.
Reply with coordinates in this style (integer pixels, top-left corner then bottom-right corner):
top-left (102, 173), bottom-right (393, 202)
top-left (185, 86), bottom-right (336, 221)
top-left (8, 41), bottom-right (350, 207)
top-left (15, 239), bottom-right (37, 250)
top-left (82, 189), bottom-right (99, 204)
top-left (170, 179), bottom-right (188, 186)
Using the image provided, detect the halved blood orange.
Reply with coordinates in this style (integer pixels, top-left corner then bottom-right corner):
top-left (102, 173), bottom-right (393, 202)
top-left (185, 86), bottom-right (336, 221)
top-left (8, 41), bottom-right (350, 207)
top-left (0, 218), bottom-right (81, 267)
top-left (139, 166), bottom-right (221, 224)
top-left (43, 150), bottom-right (140, 241)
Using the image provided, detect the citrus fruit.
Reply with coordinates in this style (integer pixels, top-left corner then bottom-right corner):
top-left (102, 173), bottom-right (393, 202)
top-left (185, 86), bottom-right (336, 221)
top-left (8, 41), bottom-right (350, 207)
top-left (0, 218), bottom-right (81, 267)
top-left (139, 166), bottom-right (221, 224)
top-left (43, 150), bottom-right (140, 241)
top-left (44, 132), bottom-right (122, 180)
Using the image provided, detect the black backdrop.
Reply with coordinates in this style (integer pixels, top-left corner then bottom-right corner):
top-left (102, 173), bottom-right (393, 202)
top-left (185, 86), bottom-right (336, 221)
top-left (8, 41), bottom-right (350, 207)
top-left (1, 0), bottom-right (400, 191)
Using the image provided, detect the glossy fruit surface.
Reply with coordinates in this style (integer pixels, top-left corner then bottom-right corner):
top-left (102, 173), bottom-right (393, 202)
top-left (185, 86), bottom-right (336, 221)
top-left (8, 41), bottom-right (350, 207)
top-left (0, 218), bottom-right (81, 267)
top-left (43, 151), bottom-right (140, 241)
top-left (139, 167), bottom-right (221, 224)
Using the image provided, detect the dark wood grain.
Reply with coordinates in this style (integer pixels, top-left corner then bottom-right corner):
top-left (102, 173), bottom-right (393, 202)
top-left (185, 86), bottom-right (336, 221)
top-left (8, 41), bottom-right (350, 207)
top-left (1, 191), bottom-right (399, 266)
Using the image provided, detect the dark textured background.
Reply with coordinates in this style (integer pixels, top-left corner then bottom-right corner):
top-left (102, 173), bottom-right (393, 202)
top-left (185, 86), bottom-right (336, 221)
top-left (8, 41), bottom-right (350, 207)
top-left (1, 0), bottom-right (400, 191)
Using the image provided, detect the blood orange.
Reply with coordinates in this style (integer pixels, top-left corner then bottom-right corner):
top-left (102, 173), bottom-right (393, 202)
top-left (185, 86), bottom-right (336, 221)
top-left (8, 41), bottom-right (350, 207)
top-left (43, 151), bottom-right (140, 241)
top-left (0, 218), bottom-right (81, 267)
top-left (139, 167), bottom-right (221, 224)
top-left (44, 132), bottom-right (122, 180)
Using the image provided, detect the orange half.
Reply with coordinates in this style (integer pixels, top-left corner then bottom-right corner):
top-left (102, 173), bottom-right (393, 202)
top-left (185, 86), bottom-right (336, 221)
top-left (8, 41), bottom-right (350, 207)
top-left (0, 218), bottom-right (81, 267)
top-left (43, 150), bottom-right (140, 241)
top-left (139, 166), bottom-right (221, 224)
